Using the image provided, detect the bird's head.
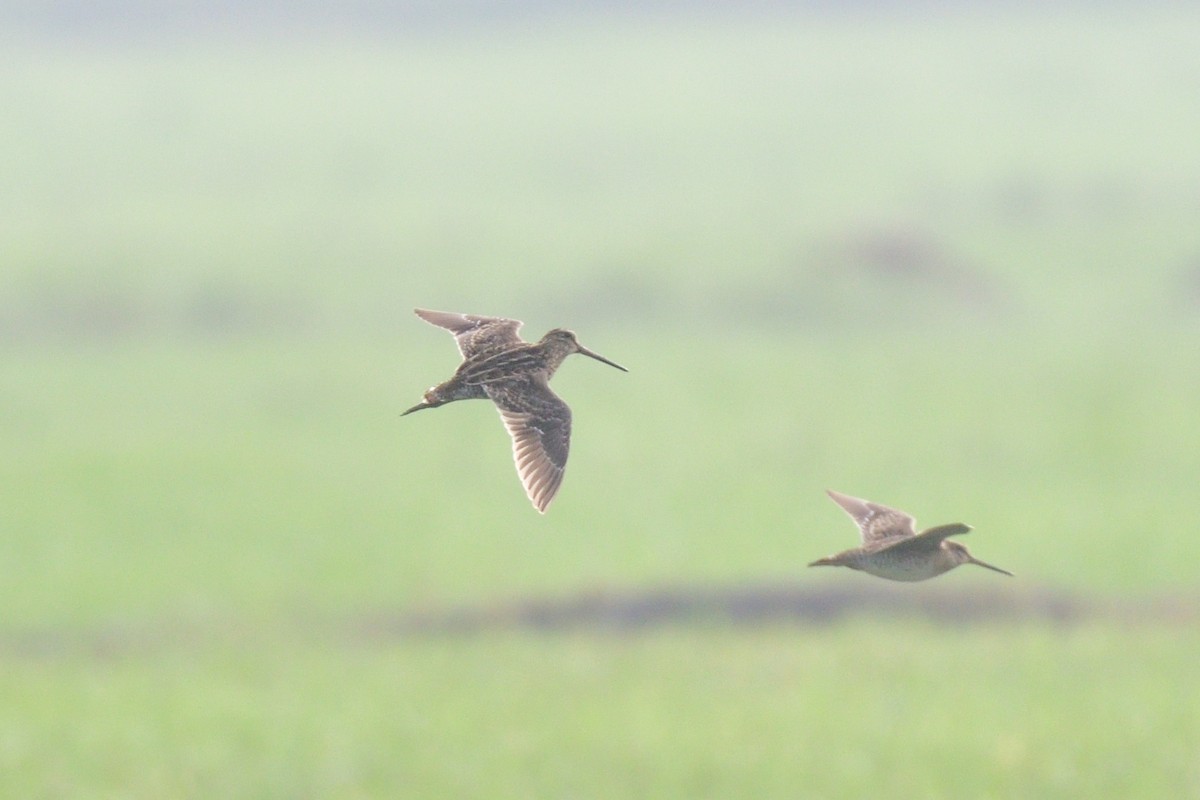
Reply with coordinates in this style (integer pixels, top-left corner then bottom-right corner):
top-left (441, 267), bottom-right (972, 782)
top-left (945, 541), bottom-right (1013, 577)
top-left (540, 328), bottom-right (628, 372)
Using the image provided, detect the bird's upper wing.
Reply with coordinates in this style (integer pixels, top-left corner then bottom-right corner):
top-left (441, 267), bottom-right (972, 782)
top-left (414, 308), bottom-right (524, 360)
top-left (826, 489), bottom-right (917, 546)
top-left (487, 377), bottom-right (571, 514)
top-left (454, 344), bottom-right (543, 386)
top-left (869, 523), bottom-right (972, 556)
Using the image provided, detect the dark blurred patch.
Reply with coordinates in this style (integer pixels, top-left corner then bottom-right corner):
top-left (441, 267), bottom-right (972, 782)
top-left (991, 177), bottom-right (1047, 225)
top-left (367, 581), bottom-right (1098, 637)
top-left (822, 228), bottom-right (999, 299)
top-left (0, 621), bottom-right (243, 661)
top-left (537, 271), bottom-right (665, 328)
top-left (4, 582), bottom-right (1195, 660)
top-left (177, 284), bottom-right (315, 338)
top-left (0, 285), bottom-right (315, 343)
top-left (724, 224), bottom-right (1017, 330)
top-left (1178, 256), bottom-right (1200, 312)
top-left (0, 288), bottom-right (147, 342)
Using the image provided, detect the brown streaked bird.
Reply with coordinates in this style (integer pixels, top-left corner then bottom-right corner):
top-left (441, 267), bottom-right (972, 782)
top-left (402, 308), bottom-right (627, 513)
top-left (808, 489), bottom-right (1013, 582)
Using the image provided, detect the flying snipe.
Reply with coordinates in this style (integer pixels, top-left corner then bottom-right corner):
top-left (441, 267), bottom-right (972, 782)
top-left (809, 490), bottom-right (1012, 581)
top-left (402, 308), bottom-right (627, 513)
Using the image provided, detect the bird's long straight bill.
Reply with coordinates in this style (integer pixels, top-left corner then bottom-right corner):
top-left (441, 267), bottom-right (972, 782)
top-left (401, 401), bottom-right (432, 416)
top-left (577, 345), bottom-right (628, 372)
top-left (969, 556), bottom-right (1014, 577)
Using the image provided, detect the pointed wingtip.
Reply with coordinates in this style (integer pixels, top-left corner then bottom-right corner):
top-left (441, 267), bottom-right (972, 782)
top-left (413, 307), bottom-right (452, 321)
top-left (824, 489), bottom-right (864, 512)
top-left (532, 483), bottom-right (558, 514)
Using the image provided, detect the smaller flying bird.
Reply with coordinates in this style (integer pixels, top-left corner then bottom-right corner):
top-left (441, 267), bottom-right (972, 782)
top-left (809, 489), bottom-right (1013, 582)
top-left (402, 308), bottom-right (627, 513)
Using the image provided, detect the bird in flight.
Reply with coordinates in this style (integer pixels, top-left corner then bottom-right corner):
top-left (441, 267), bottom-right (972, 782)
top-left (402, 308), bottom-right (627, 513)
top-left (809, 490), bottom-right (1012, 581)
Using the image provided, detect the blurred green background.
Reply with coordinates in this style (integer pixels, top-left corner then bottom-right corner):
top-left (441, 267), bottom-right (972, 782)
top-left (2, 3), bottom-right (1199, 797)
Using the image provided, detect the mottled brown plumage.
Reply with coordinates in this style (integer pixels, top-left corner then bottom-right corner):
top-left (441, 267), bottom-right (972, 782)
top-left (402, 308), bottom-right (627, 513)
top-left (808, 490), bottom-right (1012, 581)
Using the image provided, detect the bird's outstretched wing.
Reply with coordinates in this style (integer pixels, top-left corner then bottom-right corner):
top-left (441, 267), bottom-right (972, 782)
top-left (826, 489), bottom-right (917, 546)
top-left (487, 377), bottom-right (571, 514)
top-left (872, 523), bottom-right (973, 557)
top-left (414, 308), bottom-right (524, 360)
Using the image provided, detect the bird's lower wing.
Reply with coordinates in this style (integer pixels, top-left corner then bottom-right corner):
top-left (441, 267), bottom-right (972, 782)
top-left (487, 379), bottom-right (572, 513)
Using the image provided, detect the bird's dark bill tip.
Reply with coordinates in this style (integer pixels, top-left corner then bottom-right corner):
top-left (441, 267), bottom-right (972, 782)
top-left (970, 557), bottom-right (1014, 577)
top-left (401, 401), bottom-right (432, 416)
top-left (578, 346), bottom-right (628, 372)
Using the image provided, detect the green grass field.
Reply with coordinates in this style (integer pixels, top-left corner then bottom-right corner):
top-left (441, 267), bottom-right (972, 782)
top-left (3, 626), bottom-right (1196, 797)
top-left (3, 7), bottom-right (1200, 797)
